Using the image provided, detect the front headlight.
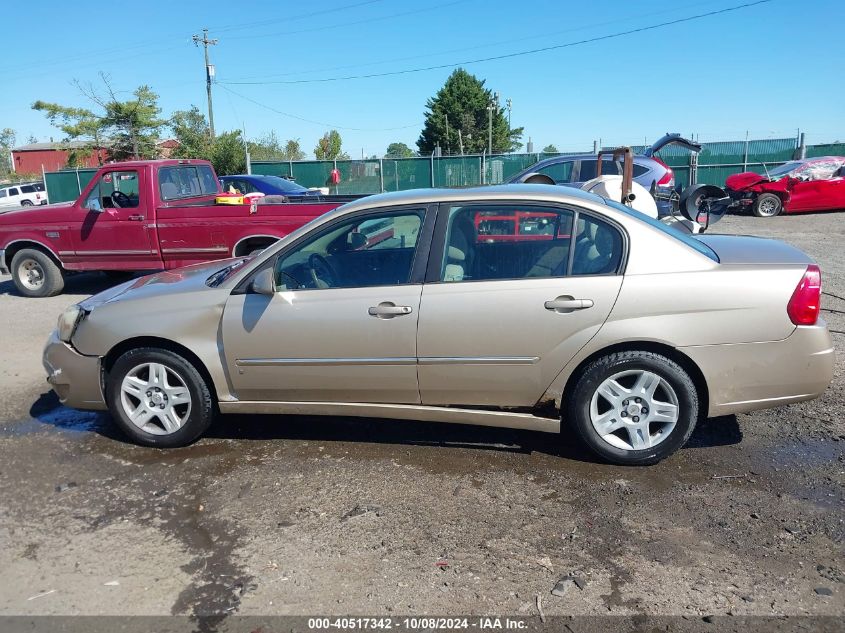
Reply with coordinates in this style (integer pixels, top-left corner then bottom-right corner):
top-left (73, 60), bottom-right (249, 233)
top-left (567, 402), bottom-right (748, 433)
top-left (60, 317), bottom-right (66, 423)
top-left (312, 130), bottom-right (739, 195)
top-left (57, 305), bottom-right (85, 343)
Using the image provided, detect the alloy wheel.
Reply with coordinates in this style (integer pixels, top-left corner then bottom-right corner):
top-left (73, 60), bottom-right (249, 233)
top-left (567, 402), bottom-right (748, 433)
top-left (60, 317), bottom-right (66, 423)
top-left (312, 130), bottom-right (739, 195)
top-left (120, 362), bottom-right (192, 435)
top-left (589, 369), bottom-right (680, 451)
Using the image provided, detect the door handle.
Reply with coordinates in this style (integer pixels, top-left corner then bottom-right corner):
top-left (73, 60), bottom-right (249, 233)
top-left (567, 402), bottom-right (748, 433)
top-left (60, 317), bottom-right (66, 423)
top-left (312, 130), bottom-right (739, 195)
top-left (544, 296), bottom-right (594, 312)
top-left (368, 302), bottom-right (413, 319)
top-left (127, 214), bottom-right (145, 221)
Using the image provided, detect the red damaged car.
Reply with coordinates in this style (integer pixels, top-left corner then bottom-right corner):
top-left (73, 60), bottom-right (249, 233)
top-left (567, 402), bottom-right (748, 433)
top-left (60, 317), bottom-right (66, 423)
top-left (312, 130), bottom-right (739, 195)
top-left (725, 156), bottom-right (845, 217)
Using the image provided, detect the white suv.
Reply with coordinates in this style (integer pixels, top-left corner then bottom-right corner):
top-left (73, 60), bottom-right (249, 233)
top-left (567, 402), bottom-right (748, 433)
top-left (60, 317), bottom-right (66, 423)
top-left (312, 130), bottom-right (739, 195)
top-left (0, 183), bottom-right (48, 211)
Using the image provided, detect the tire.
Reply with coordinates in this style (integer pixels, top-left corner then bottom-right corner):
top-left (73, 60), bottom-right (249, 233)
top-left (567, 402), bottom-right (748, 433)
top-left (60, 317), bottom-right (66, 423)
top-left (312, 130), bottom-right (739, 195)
top-left (107, 347), bottom-right (215, 448)
top-left (566, 351), bottom-right (699, 465)
top-left (20, 200), bottom-right (34, 207)
top-left (752, 193), bottom-right (782, 217)
top-left (10, 248), bottom-right (65, 298)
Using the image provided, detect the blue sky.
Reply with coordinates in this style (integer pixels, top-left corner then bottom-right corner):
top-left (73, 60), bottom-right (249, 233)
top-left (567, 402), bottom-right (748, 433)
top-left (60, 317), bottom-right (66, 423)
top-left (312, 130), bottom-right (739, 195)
top-left (1, 0), bottom-right (841, 158)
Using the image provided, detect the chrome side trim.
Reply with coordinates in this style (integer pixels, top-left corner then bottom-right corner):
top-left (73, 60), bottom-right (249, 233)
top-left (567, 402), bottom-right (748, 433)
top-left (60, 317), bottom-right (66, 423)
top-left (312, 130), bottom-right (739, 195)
top-left (237, 357), bottom-right (417, 367)
top-left (161, 247), bottom-right (229, 254)
top-left (218, 400), bottom-right (561, 434)
top-left (0, 248), bottom-right (7, 275)
top-left (76, 250), bottom-right (155, 256)
top-left (235, 356), bottom-right (539, 367)
top-left (418, 356), bottom-right (540, 365)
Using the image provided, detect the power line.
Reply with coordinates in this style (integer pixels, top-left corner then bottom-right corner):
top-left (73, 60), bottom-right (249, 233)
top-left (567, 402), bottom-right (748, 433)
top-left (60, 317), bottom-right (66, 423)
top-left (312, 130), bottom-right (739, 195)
top-left (227, 0), bottom-right (721, 81)
top-left (219, 0), bottom-right (774, 85)
top-left (225, 0), bottom-right (471, 41)
top-left (217, 84), bottom-right (421, 132)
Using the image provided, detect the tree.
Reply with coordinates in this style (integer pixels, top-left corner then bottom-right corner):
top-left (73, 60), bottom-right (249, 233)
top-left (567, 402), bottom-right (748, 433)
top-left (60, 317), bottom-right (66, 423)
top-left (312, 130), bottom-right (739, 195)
top-left (283, 139), bottom-right (307, 161)
top-left (385, 142), bottom-right (415, 158)
top-left (314, 130), bottom-right (348, 160)
top-left (100, 84), bottom-right (166, 160)
top-left (248, 132), bottom-right (306, 161)
top-left (417, 68), bottom-right (523, 155)
top-left (0, 129), bottom-right (15, 179)
top-left (542, 144), bottom-right (559, 154)
top-left (210, 131), bottom-right (247, 175)
top-left (31, 101), bottom-right (105, 167)
top-left (34, 75), bottom-right (166, 162)
top-left (170, 106), bottom-right (212, 160)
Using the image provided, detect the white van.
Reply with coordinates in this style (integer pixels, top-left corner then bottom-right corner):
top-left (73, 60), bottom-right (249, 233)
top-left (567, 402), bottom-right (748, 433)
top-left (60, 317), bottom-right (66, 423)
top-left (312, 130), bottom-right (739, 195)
top-left (0, 183), bottom-right (48, 211)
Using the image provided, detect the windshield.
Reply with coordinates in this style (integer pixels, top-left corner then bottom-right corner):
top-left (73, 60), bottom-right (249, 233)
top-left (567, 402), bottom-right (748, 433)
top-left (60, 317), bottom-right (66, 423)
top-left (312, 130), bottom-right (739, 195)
top-left (765, 161), bottom-right (803, 178)
top-left (603, 199), bottom-right (719, 262)
top-left (259, 176), bottom-right (309, 193)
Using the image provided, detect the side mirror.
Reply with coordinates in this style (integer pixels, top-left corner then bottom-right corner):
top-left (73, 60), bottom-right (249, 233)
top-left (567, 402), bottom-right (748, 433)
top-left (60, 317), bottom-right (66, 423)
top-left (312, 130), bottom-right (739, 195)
top-left (348, 232), bottom-right (367, 250)
top-left (85, 198), bottom-right (103, 213)
top-left (251, 268), bottom-right (276, 296)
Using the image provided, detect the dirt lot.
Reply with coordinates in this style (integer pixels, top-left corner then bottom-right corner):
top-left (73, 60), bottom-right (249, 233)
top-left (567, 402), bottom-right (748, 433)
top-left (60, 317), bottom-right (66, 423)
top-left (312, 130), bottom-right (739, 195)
top-left (0, 211), bottom-right (842, 622)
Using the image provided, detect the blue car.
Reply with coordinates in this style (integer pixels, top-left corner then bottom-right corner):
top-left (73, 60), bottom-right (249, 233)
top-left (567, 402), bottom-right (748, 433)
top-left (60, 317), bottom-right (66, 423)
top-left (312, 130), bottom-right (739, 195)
top-left (219, 174), bottom-right (320, 197)
top-left (507, 134), bottom-right (701, 216)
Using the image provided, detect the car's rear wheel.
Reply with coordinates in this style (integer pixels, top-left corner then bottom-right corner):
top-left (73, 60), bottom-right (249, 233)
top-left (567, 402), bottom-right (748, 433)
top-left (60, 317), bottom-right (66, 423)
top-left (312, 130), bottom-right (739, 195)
top-left (566, 351), bottom-right (699, 465)
top-left (752, 193), bottom-right (782, 217)
top-left (10, 248), bottom-right (65, 297)
top-left (107, 348), bottom-right (215, 447)
top-left (20, 200), bottom-right (33, 207)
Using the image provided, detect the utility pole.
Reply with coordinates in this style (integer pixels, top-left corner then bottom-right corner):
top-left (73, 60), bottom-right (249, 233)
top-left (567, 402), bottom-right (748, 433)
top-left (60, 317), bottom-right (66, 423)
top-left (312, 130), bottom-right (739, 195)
top-left (192, 28), bottom-right (218, 138)
top-left (487, 92), bottom-right (499, 156)
top-left (444, 114), bottom-right (449, 156)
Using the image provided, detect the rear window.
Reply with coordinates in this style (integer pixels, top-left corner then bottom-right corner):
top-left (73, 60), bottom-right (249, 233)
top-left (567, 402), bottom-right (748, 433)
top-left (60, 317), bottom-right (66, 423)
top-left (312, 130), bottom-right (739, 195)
top-left (603, 199), bottom-right (719, 262)
top-left (159, 165), bottom-right (219, 201)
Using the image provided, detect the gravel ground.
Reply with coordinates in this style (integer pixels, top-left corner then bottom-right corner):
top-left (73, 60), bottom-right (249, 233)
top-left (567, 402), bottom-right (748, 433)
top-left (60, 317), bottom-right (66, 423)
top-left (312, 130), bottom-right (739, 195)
top-left (0, 211), bottom-right (842, 621)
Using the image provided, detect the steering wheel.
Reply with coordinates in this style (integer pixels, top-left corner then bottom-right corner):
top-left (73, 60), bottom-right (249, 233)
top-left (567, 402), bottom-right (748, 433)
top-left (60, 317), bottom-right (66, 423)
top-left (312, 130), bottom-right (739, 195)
top-left (307, 253), bottom-right (338, 288)
top-left (111, 191), bottom-right (131, 208)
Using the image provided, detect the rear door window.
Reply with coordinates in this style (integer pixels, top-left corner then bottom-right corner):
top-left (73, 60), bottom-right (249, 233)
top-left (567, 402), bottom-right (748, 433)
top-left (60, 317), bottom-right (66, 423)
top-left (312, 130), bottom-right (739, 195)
top-left (159, 165), bottom-right (219, 201)
top-left (537, 161), bottom-right (574, 184)
top-left (440, 204), bottom-right (575, 282)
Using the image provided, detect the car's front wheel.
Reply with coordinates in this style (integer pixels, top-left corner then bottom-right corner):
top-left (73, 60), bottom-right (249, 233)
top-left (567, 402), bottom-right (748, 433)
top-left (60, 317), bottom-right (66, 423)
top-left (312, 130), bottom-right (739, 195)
top-left (107, 348), bottom-right (215, 447)
top-left (567, 351), bottom-right (699, 465)
top-left (752, 193), bottom-right (782, 217)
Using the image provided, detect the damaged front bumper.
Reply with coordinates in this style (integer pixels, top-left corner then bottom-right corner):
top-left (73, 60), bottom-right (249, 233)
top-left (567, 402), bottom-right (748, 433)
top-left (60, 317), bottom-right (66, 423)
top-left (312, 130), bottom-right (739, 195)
top-left (42, 330), bottom-right (107, 411)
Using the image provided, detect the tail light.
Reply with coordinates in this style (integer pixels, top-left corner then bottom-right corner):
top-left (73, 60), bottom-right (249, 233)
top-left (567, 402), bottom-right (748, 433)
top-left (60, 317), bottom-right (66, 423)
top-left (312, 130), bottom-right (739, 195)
top-left (787, 264), bottom-right (821, 325)
top-left (36, 193), bottom-right (42, 200)
top-left (652, 157), bottom-right (674, 187)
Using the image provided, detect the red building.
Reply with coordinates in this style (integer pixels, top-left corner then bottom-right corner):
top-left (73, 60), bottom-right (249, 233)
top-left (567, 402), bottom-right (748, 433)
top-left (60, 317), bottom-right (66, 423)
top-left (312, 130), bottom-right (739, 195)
top-left (11, 141), bottom-right (109, 174)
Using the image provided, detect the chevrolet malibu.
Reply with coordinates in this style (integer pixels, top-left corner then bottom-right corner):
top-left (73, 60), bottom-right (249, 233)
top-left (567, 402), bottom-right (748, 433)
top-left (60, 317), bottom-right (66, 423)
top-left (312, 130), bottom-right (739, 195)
top-left (43, 186), bottom-right (834, 465)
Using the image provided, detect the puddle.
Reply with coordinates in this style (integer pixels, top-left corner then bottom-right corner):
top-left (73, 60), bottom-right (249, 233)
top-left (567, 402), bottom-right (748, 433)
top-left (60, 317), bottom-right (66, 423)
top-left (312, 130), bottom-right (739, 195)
top-left (0, 406), bottom-right (106, 437)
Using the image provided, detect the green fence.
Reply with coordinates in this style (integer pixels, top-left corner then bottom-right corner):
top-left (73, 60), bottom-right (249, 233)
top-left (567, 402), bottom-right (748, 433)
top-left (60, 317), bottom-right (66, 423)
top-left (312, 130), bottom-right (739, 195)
top-left (45, 136), bottom-right (841, 203)
top-left (44, 168), bottom-right (97, 204)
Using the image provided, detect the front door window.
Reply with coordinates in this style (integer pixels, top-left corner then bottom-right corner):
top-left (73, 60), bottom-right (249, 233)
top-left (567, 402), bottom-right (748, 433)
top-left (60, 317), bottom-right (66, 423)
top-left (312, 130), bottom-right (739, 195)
top-left (274, 210), bottom-right (424, 290)
top-left (85, 170), bottom-right (140, 209)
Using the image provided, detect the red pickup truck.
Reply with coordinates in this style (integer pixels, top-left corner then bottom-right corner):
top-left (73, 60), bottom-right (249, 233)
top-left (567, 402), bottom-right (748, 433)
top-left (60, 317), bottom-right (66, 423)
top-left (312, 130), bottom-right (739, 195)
top-left (0, 159), bottom-right (351, 297)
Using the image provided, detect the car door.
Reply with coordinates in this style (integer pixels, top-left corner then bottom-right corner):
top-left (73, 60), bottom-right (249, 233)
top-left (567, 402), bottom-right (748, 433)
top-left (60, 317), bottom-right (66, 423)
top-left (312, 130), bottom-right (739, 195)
top-left (786, 160), bottom-right (844, 211)
top-left (72, 168), bottom-right (157, 269)
top-left (6, 187), bottom-right (21, 208)
top-left (0, 188), bottom-right (10, 211)
top-left (417, 202), bottom-right (625, 408)
top-left (220, 205), bottom-right (435, 403)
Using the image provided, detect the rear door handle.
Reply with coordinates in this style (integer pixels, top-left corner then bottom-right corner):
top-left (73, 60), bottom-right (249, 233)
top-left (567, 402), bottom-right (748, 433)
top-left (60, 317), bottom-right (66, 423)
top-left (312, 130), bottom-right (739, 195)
top-left (368, 302), bottom-right (413, 319)
top-left (127, 214), bottom-right (145, 221)
top-left (544, 296), bottom-right (594, 312)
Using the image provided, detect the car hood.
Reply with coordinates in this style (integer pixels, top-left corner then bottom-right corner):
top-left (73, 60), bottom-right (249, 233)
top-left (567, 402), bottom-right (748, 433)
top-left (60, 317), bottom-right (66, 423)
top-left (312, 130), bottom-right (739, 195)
top-left (0, 201), bottom-right (75, 224)
top-left (643, 133), bottom-right (702, 157)
top-left (725, 172), bottom-right (770, 190)
top-left (79, 258), bottom-right (244, 310)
